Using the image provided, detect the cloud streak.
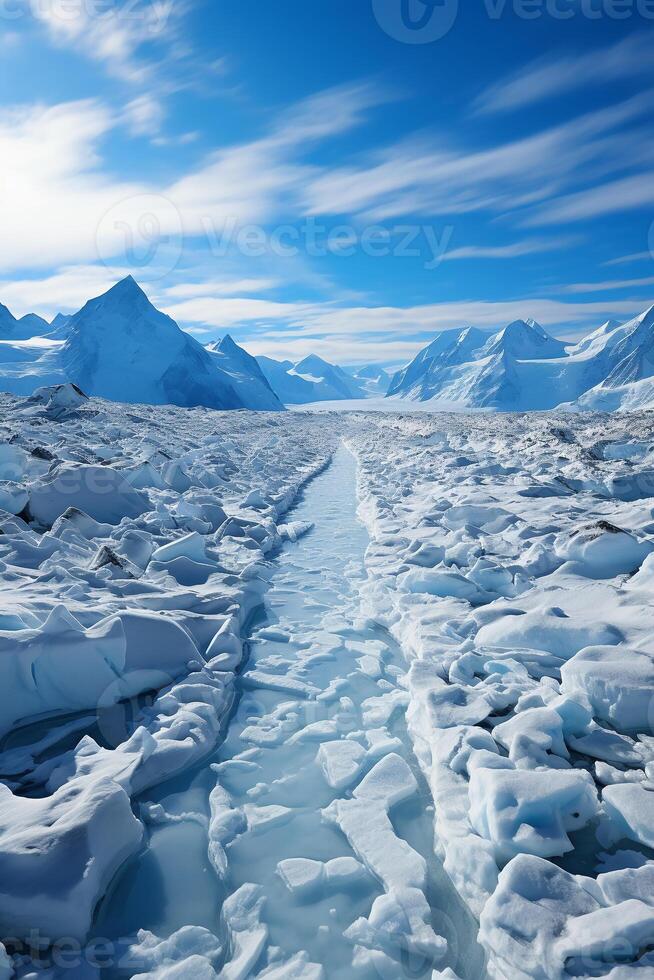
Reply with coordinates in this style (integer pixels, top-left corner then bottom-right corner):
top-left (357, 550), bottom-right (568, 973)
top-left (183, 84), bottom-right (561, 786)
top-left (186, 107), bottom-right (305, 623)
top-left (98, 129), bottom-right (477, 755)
top-left (473, 35), bottom-right (654, 115)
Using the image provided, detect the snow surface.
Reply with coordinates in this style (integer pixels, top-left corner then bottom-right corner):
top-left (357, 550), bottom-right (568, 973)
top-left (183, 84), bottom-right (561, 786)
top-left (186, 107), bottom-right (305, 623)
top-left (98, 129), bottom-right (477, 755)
top-left (348, 409), bottom-right (654, 977)
top-left (1, 397), bottom-right (654, 978)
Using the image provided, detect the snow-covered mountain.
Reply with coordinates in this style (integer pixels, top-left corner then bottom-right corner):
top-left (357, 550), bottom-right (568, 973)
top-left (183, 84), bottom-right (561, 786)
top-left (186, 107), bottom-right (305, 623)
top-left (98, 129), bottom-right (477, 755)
top-left (0, 303), bottom-right (51, 341)
top-left (0, 278), bottom-right (284, 411)
top-left (387, 306), bottom-right (654, 411)
top-left (257, 353), bottom-right (369, 404)
top-left (344, 363), bottom-right (391, 396)
top-left (206, 335), bottom-right (283, 411)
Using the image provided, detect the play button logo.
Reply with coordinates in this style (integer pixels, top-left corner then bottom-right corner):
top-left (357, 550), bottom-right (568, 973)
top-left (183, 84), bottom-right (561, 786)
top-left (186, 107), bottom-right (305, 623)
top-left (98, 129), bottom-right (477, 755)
top-left (372, 0), bottom-right (459, 43)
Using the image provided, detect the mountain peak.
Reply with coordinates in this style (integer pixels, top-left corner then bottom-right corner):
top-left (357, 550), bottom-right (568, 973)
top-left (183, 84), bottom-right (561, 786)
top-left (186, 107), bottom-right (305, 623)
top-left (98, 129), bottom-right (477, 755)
top-left (218, 334), bottom-right (240, 354)
top-left (104, 275), bottom-right (149, 302)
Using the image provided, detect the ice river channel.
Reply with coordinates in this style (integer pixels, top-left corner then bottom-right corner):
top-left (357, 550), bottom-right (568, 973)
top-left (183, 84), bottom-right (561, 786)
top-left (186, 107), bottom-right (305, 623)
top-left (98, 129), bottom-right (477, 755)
top-left (97, 445), bottom-right (485, 979)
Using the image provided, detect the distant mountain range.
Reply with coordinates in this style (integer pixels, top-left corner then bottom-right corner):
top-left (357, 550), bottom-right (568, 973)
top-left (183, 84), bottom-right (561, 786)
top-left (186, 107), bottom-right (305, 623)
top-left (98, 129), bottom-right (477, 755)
top-left (387, 307), bottom-right (654, 412)
top-left (0, 278), bottom-right (389, 411)
top-left (256, 353), bottom-right (389, 404)
top-left (1, 277), bottom-right (653, 413)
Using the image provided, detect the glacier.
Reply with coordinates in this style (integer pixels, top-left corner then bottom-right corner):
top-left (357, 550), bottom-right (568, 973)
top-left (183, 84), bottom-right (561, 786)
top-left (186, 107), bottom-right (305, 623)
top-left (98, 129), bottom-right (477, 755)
top-left (0, 389), bottom-right (652, 977)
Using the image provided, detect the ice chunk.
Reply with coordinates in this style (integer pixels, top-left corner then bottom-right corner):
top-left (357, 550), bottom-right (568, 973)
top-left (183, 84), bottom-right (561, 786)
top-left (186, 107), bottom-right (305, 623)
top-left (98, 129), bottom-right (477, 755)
top-left (469, 768), bottom-right (599, 861)
top-left (219, 884), bottom-right (267, 980)
top-left (277, 521), bottom-right (313, 542)
top-left (345, 887), bottom-right (447, 966)
top-left (28, 383), bottom-right (88, 415)
top-left (0, 481), bottom-right (28, 515)
top-left (475, 605), bottom-right (622, 660)
top-left (323, 755), bottom-right (425, 892)
top-left (127, 926), bottom-right (222, 979)
top-left (27, 463), bottom-right (149, 526)
top-left (597, 863), bottom-right (654, 907)
top-left (276, 856), bottom-right (366, 896)
top-left (276, 858), bottom-right (324, 895)
top-left (554, 521), bottom-right (653, 578)
top-left (151, 532), bottom-right (208, 564)
top-left (0, 776), bottom-right (143, 941)
top-left (561, 645), bottom-right (654, 734)
top-left (479, 855), bottom-right (599, 979)
top-left (398, 568), bottom-right (493, 605)
top-left (603, 784), bottom-right (654, 849)
top-left (318, 740), bottom-right (367, 790)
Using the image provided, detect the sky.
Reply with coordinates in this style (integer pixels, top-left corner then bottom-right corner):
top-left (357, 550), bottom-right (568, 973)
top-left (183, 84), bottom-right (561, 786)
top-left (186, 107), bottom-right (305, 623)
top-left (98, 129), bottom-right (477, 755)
top-left (1, 0), bottom-right (654, 367)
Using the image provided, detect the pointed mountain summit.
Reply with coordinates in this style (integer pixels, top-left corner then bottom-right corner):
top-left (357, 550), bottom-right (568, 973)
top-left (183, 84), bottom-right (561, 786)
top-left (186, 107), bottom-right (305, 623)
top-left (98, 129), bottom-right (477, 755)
top-left (258, 352), bottom-right (368, 404)
top-left (482, 319), bottom-right (567, 361)
top-left (0, 302), bottom-right (50, 340)
top-left (206, 335), bottom-right (283, 411)
top-left (60, 278), bottom-right (241, 409)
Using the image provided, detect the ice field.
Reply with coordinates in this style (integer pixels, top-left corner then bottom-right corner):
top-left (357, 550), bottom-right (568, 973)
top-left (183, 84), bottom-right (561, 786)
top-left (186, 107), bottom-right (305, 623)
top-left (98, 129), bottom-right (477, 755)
top-left (1, 390), bottom-right (654, 977)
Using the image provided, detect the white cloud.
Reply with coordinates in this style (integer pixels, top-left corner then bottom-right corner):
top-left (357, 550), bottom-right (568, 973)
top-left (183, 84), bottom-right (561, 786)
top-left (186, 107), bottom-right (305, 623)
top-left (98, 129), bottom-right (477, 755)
top-left (162, 291), bottom-right (648, 348)
top-left (302, 93), bottom-right (653, 222)
top-left (441, 237), bottom-right (578, 262)
top-left (123, 94), bottom-right (165, 137)
top-left (473, 35), bottom-right (653, 115)
top-left (0, 83), bottom-right (390, 273)
top-left (28, 0), bottom-right (179, 83)
top-left (0, 99), bottom-right (147, 270)
top-left (560, 276), bottom-right (654, 294)
top-left (526, 172), bottom-right (654, 226)
top-left (162, 278), bottom-right (282, 299)
top-left (604, 251), bottom-right (653, 267)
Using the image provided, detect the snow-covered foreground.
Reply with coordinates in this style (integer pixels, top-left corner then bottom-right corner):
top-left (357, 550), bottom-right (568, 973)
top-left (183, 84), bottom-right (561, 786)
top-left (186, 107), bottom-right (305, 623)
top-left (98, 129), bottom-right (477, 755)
top-left (2, 394), bottom-right (654, 978)
top-left (348, 412), bottom-right (654, 978)
top-left (0, 389), bottom-right (335, 975)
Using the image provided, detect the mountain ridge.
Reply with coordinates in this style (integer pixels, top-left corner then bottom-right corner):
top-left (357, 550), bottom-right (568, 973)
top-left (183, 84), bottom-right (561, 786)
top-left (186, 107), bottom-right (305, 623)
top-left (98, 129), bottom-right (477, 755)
top-left (387, 306), bottom-right (654, 412)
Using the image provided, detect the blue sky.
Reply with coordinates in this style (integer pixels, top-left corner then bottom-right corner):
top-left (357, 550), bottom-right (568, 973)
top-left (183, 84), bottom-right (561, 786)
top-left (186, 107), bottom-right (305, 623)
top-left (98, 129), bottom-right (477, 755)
top-left (1, 0), bottom-right (654, 366)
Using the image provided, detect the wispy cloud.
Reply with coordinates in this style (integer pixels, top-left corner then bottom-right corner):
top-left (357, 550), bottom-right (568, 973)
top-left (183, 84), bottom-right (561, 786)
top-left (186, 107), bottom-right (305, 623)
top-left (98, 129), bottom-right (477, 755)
top-left (28, 0), bottom-right (181, 83)
top-left (526, 172), bottom-right (654, 226)
top-left (122, 94), bottom-right (166, 137)
top-left (441, 237), bottom-right (578, 262)
top-left (473, 35), bottom-right (653, 115)
top-left (0, 83), bottom-right (390, 272)
top-left (604, 251), bottom-right (653, 267)
top-left (302, 93), bottom-right (653, 222)
top-left (559, 275), bottom-right (654, 294)
top-left (163, 291), bottom-right (647, 343)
